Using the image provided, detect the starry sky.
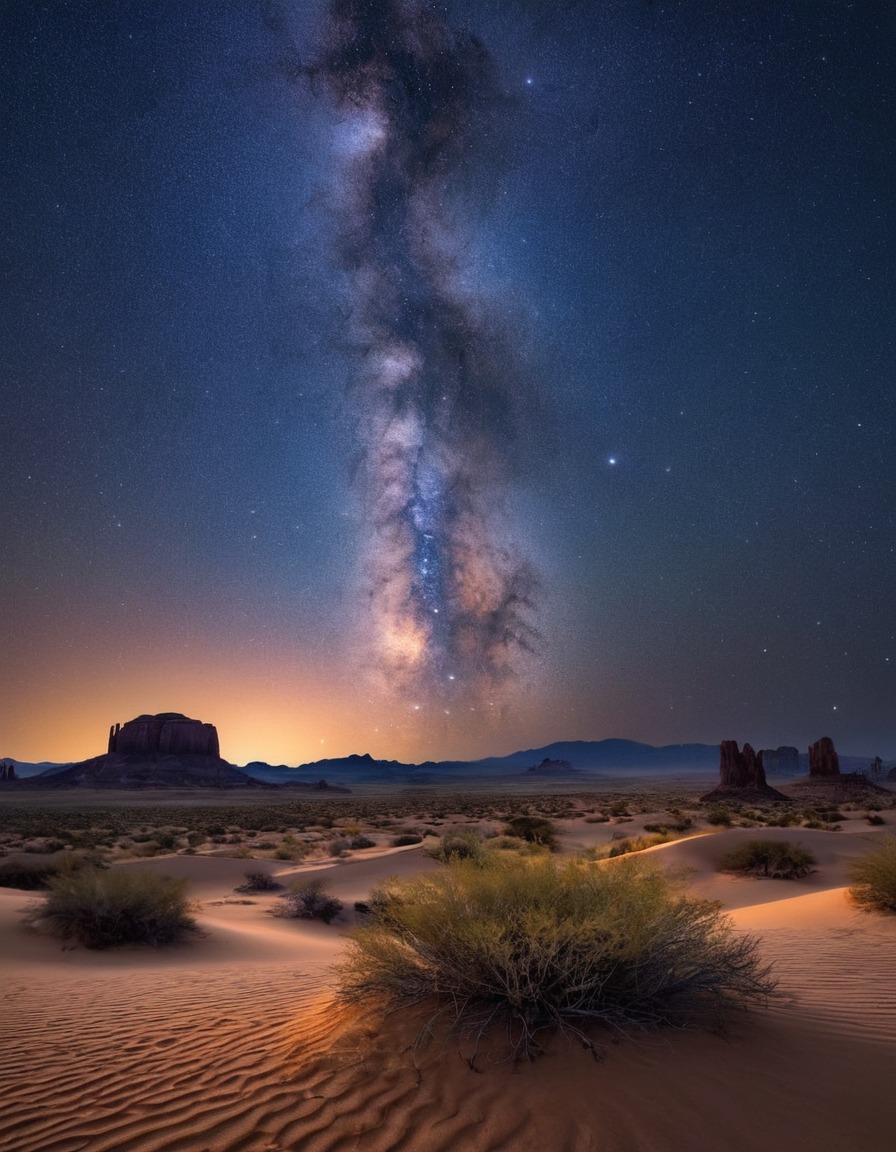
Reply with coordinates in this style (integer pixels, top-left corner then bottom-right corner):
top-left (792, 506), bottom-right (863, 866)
top-left (2, 0), bottom-right (894, 766)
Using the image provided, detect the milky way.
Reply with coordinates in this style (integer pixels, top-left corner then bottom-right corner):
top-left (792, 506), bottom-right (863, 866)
top-left (308, 0), bottom-right (538, 708)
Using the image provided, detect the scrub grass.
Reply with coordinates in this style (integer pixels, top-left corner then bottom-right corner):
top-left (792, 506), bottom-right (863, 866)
top-left (849, 837), bottom-right (896, 912)
top-left (31, 867), bottom-right (196, 948)
top-left (337, 853), bottom-right (776, 1059)
top-left (718, 839), bottom-right (816, 879)
top-left (273, 878), bottom-right (343, 923)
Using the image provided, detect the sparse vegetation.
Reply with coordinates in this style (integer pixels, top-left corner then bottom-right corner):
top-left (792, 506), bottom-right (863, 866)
top-left (0, 859), bottom-right (67, 889)
top-left (30, 867), bottom-right (196, 948)
top-left (390, 833), bottom-right (423, 847)
top-left (502, 816), bottom-right (558, 851)
top-left (273, 878), bottom-right (343, 923)
top-left (849, 837), bottom-right (896, 912)
top-left (606, 833), bottom-right (668, 858)
top-left (338, 853), bottom-right (776, 1059)
top-left (423, 828), bottom-right (489, 864)
top-left (0, 853), bottom-right (106, 890)
top-left (719, 839), bottom-right (816, 879)
top-left (238, 870), bottom-right (282, 892)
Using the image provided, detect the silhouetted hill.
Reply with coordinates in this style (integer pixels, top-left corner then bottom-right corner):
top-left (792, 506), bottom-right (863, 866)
top-left (1, 760), bottom-right (72, 779)
top-left (16, 752), bottom-right (268, 790)
top-left (238, 739), bottom-right (721, 784)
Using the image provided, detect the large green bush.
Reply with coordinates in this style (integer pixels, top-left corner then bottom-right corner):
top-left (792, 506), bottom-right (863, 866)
top-left (338, 853), bottom-right (775, 1059)
top-left (718, 839), bottom-right (816, 879)
top-left (33, 867), bottom-right (196, 948)
top-left (850, 837), bottom-right (896, 912)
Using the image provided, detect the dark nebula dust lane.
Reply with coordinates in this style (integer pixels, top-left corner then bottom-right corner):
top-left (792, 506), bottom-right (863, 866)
top-left (306, 0), bottom-right (538, 706)
top-left (3, 0), bottom-right (892, 764)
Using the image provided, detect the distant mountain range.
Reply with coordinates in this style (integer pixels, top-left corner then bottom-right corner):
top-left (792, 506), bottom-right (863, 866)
top-left (239, 739), bottom-right (723, 784)
top-left (4, 740), bottom-right (877, 787)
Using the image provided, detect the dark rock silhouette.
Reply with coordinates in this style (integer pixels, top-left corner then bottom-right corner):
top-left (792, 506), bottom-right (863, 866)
top-left (792, 736), bottom-right (888, 797)
top-left (29, 751), bottom-right (263, 790)
top-left (525, 757), bottom-right (578, 775)
top-left (701, 741), bottom-right (787, 802)
top-left (17, 712), bottom-right (353, 791)
top-left (108, 713), bottom-right (220, 758)
top-left (0, 760), bottom-right (17, 782)
top-left (22, 711), bottom-right (260, 790)
top-left (808, 736), bottom-right (840, 778)
top-left (724, 741), bottom-right (764, 788)
top-left (887, 764), bottom-right (896, 782)
top-left (758, 746), bottom-right (801, 776)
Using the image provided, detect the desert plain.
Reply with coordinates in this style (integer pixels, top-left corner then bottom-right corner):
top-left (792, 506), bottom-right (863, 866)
top-left (1, 782), bottom-right (895, 1152)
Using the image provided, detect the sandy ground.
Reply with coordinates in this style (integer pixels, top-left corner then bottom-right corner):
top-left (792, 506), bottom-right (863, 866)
top-left (1, 822), bottom-right (895, 1151)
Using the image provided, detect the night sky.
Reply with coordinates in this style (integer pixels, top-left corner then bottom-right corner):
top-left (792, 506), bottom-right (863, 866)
top-left (2, 0), bottom-right (894, 766)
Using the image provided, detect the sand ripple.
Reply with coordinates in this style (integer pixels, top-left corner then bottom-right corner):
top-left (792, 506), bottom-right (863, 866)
top-left (0, 966), bottom-right (330, 1152)
top-left (756, 923), bottom-right (896, 1041)
top-left (4, 955), bottom-right (895, 1152)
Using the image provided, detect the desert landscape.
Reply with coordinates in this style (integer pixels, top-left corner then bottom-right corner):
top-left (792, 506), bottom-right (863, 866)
top-left (2, 774), bottom-right (895, 1152)
top-left (4, 1), bottom-right (894, 1149)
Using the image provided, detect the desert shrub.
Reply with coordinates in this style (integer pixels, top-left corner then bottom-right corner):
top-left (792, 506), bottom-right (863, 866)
top-left (0, 860), bottom-right (64, 889)
top-left (274, 878), bottom-right (343, 923)
top-left (607, 833), bottom-right (667, 858)
top-left (129, 841), bottom-right (164, 858)
top-left (801, 807), bottom-right (844, 829)
top-left (423, 829), bottom-right (488, 865)
top-left (764, 812), bottom-right (800, 828)
top-left (0, 853), bottom-right (106, 890)
top-left (706, 807), bottom-right (733, 827)
top-left (865, 813), bottom-right (885, 826)
top-left (32, 867), bottom-right (196, 948)
top-left (391, 833), bottom-right (423, 847)
top-left (488, 834), bottom-right (548, 857)
top-left (274, 842), bottom-right (308, 861)
top-left (502, 816), bottom-right (557, 851)
top-left (719, 839), bottom-right (816, 879)
top-left (328, 837), bottom-right (351, 857)
top-left (338, 854), bottom-right (775, 1059)
top-left (643, 820), bottom-right (691, 836)
top-left (849, 837), bottom-right (896, 912)
top-left (349, 835), bottom-right (376, 850)
top-left (238, 870), bottom-right (281, 892)
top-left (584, 813), bottom-right (609, 824)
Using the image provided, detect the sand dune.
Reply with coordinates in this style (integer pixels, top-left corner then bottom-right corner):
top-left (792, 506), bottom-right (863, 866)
top-left (2, 827), bottom-right (895, 1151)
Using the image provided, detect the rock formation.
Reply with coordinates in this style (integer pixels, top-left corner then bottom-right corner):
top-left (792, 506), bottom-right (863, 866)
top-left (758, 746), bottom-right (801, 776)
top-left (701, 741), bottom-right (787, 802)
top-left (108, 713), bottom-right (219, 758)
top-left (23, 712), bottom-right (265, 790)
top-left (808, 736), bottom-right (840, 778)
top-left (791, 735), bottom-right (889, 797)
top-left (0, 760), bottom-right (17, 782)
top-left (525, 757), bottom-right (577, 775)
